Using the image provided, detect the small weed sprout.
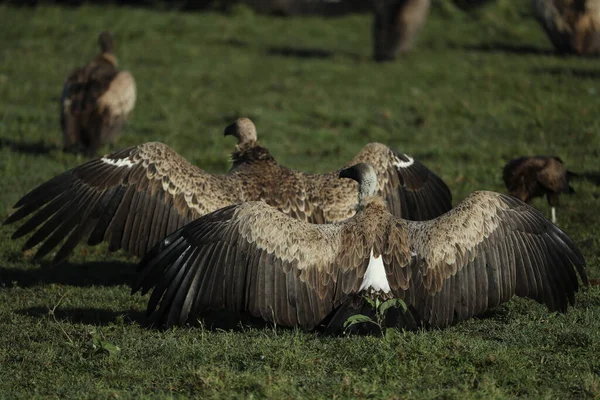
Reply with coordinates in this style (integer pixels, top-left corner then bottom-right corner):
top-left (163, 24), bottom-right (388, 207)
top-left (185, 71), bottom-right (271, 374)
top-left (343, 297), bottom-right (408, 335)
top-left (88, 328), bottom-right (121, 358)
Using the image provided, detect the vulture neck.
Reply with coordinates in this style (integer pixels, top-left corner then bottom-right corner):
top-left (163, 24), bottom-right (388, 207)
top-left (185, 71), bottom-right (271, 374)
top-left (357, 174), bottom-right (379, 208)
top-left (231, 142), bottom-right (275, 166)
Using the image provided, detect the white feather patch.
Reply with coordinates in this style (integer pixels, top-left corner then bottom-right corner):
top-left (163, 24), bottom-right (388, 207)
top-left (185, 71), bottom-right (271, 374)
top-left (392, 154), bottom-right (414, 169)
top-left (359, 250), bottom-right (391, 293)
top-left (101, 156), bottom-right (136, 168)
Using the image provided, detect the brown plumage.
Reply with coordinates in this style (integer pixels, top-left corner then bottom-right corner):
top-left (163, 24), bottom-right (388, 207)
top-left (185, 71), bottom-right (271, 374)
top-left (132, 163), bottom-right (587, 332)
top-left (61, 31), bottom-right (136, 156)
top-left (373, 0), bottom-right (431, 61)
top-left (532, 0), bottom-right (600, 55)
top-left (503, 156), bottom-right (576, 224)
top-left (3, 118), bottom-right (451, 265)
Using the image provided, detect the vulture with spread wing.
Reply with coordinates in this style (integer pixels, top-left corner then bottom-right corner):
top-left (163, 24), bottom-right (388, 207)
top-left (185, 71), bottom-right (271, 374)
top-left (61, 31), bottom-right (136, 156)
top-left (132, 163), bottom-right (586, 331)
top-left (4, 118), bottom-right (451, 264)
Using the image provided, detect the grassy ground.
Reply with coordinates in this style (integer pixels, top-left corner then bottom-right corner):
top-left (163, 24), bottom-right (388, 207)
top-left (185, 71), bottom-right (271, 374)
top-left (1, 1), bottom-right (599, 398)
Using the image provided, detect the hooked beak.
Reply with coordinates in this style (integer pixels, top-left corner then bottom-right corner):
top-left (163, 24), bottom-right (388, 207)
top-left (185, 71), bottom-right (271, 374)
top-left (223, 123), bottom-right (236, 137)
top-left (338, 166), bottom-right (356, 180)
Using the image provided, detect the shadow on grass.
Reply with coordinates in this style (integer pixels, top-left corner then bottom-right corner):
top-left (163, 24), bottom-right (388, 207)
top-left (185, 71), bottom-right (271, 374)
top-left (208, 38), bottom-right (365, 62)
top-left (5, 0), bottom-right (218, 11)
top-left (0, 261), bottom-right (136, 288)
top-left (456, 42), bottom-right (554, 56)
top-left (577, 171), bottom-right (600, 185)
top-left (531, 67), bottom-right (600, 79)
top-left (212, 37), bottom-right (252, 49)
top-left (0, 138), bottom-right (57, 155)
top-left (18, 306), bottom-right (146, 326)
top-left (266, 45), bottom-right (364, 61)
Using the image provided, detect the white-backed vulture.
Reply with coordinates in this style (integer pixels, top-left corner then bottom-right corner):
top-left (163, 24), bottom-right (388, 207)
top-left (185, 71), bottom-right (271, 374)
top-left (132, 163), bottom-right (586, 332)
top-left (503, 156), bottom-right (576, 224)
top-left (61, 31), bottom-right (136, 156)
top-left (3, 119), bottom-right (451, 264)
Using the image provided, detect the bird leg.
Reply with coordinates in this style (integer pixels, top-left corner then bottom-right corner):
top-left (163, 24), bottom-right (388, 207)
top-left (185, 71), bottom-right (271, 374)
top-left (551, 207), bottom-right (556, 224)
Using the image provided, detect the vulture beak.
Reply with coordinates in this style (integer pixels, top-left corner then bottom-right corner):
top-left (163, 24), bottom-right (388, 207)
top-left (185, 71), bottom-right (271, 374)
top-left (339, 164), bottom-right (365, 182)
top-left (223, 122), bottom-right (236, 137)
top-left (338, 166), bottom-right (354, 180)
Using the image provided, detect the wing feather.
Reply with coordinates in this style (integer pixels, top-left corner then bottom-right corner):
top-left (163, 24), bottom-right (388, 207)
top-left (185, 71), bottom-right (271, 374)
top-left (349, 143), bottom-right (453, 221)
top-left (132, 202), bottom-right (371, 330)
top-left (3, 142), bottom-right (240, 263)
top-left (393, 191), bottom-right (586, 329)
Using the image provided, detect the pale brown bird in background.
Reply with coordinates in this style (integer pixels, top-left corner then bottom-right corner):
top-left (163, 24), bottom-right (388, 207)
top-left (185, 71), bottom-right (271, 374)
top-left (132, 163), bottom-right (586, 332)
top-left (503, 156), bottom-right (577, 224)
top-left (532, 0), bottom-right (600, 55)
top-left (60, 31), bottom-right (136, 156)
top-left (373, 0), bottom-right (431, 61)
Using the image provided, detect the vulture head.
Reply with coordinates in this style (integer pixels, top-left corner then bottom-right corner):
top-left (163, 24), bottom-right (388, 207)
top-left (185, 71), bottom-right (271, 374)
top-left (98, 31), bottom-right (115, 54)
top-left (339, 163), bottom-right (378, 204)
top-left (224, 117), bottom-right (258, 146)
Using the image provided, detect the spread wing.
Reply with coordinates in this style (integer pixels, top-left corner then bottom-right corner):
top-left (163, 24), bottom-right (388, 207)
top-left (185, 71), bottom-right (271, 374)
top-left (132, 190), bottom-right (586, 332)
top-left (350, 143), bottom-right (452, 220)
top-left (4, 142), bottom-right (240, 263)
top-left (132, 202), bottom-right (382, 330)
top-left (394, 191), bottom-right (587, 329)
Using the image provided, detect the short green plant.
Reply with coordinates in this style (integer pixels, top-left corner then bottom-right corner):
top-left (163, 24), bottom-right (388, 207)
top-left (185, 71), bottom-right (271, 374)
top-left (344, 297), bottom-right (408, 335)
top-left (88, 328), bottom-right (121, 359)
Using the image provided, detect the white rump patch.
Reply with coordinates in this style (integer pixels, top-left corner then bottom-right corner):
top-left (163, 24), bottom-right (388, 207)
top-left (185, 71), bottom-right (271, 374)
top-left (359, 250), bottom-right (391, 293)
top-left (392, 154), bottom-right (414, 169)
top-left (101, 156), bottom-right (136, 168)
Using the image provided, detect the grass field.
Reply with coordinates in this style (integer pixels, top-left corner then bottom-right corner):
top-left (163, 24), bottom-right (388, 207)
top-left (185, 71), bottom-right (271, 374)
top-left (1, 1), bottom-right (600, 398)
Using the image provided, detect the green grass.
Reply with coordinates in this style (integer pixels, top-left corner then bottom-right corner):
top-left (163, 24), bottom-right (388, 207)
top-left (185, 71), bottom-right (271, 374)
top-left (1, 1), bottom-right (600, 398)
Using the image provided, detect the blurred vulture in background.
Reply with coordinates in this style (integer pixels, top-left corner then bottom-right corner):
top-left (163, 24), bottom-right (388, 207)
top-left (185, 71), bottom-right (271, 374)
top-left (132, 163), bottom-right (587, 332)
top-left (4, 118), bottom-right (451, 265)
top-left (61, 31), bottom-right (136, 156)
top-left (532, 0), bottom-right (600, 55)
top-left (230, 0), bottom-right (431, 61)
top-left (503, 156), bottom-right (577, 224)
top-left (373, 0), bottom-right (431, 61)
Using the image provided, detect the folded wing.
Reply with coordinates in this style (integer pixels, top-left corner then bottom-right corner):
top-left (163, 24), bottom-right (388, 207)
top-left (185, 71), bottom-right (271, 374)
top-left (95, 70), bottom-right (137, 145)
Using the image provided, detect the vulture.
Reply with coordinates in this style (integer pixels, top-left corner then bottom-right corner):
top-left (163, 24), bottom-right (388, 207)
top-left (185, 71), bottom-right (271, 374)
top-left (503, 156), bottom-right (576, 224)
top-left (61, 31), bottom-right (136, 156)
top-left (132, 163), bottom-right (587, 332)
top-left (373, 0), bottom-right (431, 61)
top-left (532, 0), bottom-right (600, 55)
top-left (3, 118), bottom-right (452, 265)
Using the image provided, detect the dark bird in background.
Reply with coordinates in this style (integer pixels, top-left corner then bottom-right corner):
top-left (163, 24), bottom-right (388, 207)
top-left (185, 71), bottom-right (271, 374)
top-left (132, 163), bottom-right (586, 332)
top-left (503, 156), bottom-right (577, 224)
top-left (3, 118), bottom-right (451, 265)
top-left (60, 31), bottom-right (136, 156)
